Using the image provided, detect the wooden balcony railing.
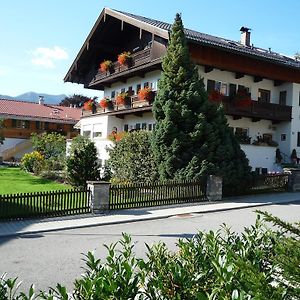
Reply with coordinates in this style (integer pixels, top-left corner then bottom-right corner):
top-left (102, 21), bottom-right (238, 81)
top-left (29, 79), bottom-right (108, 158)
top-left (82, 93), bottom-right (292, 123)
top-left (93, 48), bottom-right (152, 82)
top-left (221, 98), bottom-right (292, 121)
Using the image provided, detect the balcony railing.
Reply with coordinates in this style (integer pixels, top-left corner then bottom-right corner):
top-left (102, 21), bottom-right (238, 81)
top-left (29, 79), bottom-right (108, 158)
top-left (93, 48), bottom-right (152, 83)
top-left (221, 97), bottom-right (292, 121)
top-left (82, 93), bottom-right (292, 123)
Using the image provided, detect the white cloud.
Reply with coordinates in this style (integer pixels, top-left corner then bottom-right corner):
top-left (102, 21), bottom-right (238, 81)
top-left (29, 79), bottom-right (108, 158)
top-left (31, 46), bottom-right (68, 68)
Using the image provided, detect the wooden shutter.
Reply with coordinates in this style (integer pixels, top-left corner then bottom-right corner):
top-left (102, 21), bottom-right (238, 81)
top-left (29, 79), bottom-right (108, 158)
top-left (207, 79), bottom-right (215, 92)
top-left (229, 84), bottom-right (237, 97)
top-left (279, 91), bottom-right (287, 105)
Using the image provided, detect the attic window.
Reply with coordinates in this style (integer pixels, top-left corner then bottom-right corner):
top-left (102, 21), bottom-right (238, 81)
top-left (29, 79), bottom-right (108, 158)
top-left (52, 109), bottom-right (60, 115)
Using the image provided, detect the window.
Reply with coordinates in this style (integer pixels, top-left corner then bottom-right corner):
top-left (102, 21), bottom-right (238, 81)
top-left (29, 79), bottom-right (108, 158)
top-left (135, 123), bottom-right (141, 130)
top-left (128, 86), bottom-right (134, 96)
top-left (144, 82), bottom-right (149, 88)
top-left (82, 130), bottom-right (91, 138)
top-left (297, 132), bottom-right (300, 147)
top-left (136, 84), bottom-right (141, 93)
top-left (44, 122), bottom-right (49, 130)
top-left (258, 89), bottom-right (271, 103)
top-left (299, 92), bottom-right (300, 106)
top-left (281, 134), bottom-right (286, 141)
top-left (148, 124), bottom-right (152, 131)
top-left (124, 124), bottom-right (129, 132)
top-left (206, 80), bottom-right (228, 95)
top-left (121, 88), bottom-right (126, 93)
top-left (142, 123), bottom-right (147, 130)
top-left (36, 121), bottom-right (41, 130)
top-left (111, 91), bottom-right (115, 99)
top-left (13, 120), bottom-right (30, 129)
top-left (93, 131), bottom-right (102, 138)
top-left (279, 91), bottom-right (287, 105)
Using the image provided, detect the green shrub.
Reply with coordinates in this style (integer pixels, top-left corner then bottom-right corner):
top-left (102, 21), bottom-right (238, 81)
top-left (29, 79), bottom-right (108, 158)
top-left (1, 213), bottom-right (299, 299)
top-left (66, 135), bottom-right (100, 187)
top-left (20, 151), bottom-right (44, 173)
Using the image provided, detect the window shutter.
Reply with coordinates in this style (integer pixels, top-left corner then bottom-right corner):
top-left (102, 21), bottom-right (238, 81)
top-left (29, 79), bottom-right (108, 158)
top-left (279, 91), bottom-right (287, 105)
top-left (207, 80), bottom-right (215, 92)
top-left (229, 84), bottom-right (237, 97)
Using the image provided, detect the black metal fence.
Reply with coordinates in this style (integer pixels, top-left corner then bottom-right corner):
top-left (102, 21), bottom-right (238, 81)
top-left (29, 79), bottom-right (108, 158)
top-left (0, 189), bottom-right (91, 220)
top-left (250, 173), bottom-right (289, 193)
top-left (109, 179), bottom-right (206, 210)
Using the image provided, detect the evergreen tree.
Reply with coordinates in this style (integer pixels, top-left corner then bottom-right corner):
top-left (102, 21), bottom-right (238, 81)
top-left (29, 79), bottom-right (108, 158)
top-left (151, 13), bottom-right (251, 194)
top-left (66, 136), bottom-right (100, 187)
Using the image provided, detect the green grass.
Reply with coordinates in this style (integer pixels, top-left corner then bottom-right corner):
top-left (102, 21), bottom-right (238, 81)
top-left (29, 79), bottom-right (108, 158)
top-left (0, 167), bottom-right (72, 195)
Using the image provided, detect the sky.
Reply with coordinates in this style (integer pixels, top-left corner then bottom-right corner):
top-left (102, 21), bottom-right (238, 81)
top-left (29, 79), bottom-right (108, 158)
top-left (1, 0), bottom-right (300, 99)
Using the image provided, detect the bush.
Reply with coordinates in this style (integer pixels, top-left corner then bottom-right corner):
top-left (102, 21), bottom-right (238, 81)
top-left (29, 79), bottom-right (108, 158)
top-left (66, 135), bottom-right (100, 187)
top-left (107, 131), bottom-right (158, 183)
top-left (1, 213), bottom-right (299, 299)
top-left (20, 151), bottom-right (44, 173)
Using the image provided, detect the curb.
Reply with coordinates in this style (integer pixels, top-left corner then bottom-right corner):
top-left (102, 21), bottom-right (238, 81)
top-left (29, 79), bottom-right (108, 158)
top-left (0, 198), bottom-right (298, 238)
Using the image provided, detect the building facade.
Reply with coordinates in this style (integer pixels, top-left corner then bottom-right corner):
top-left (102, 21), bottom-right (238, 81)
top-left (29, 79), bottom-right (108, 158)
top-left (0, 98), bottom-right (81, 161)
top-left (64, 8), bottom-right (300, 172)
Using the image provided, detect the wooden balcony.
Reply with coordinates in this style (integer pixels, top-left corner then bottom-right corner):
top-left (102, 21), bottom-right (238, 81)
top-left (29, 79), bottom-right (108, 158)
top-left (89, 48), bottom-right (160, 88)
top-left (222, 98), bottom-right (292, 122)
top-left (82, 94), bottom-right (292, 123)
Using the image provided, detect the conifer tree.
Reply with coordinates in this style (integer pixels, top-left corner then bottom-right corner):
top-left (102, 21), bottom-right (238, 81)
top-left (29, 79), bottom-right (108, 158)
top-left (151, 13), bottom-right (251, 194)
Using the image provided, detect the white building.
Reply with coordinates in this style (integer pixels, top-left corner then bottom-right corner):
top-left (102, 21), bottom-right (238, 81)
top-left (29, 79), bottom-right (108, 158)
top-left (65, 8), bottom-right (300, 173)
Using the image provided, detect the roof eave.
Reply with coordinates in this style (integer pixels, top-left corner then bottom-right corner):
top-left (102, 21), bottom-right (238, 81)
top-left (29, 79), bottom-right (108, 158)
top-left (64, 7), bottom-right (169, 83)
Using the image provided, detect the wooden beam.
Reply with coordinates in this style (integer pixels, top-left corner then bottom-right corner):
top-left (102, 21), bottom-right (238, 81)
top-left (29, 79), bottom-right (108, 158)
top-left (121, 20), bottom-right (124, 31)
top-left (274, 80), bottom-right (284, 86)
top-left (86, 41), bottom-right (89, 51)
top-left (204, 65), bottom-right (214, 73)
top-left (139, 28), bottom-right (143, 40)
top-left (104, 13), bottom-right (106, 22)
top-left (235, 73), bottom-right (244, 79)
top-left (254, 76), bottom-right (262, 82)
top-left (252, 117), bottom-right (261, 122)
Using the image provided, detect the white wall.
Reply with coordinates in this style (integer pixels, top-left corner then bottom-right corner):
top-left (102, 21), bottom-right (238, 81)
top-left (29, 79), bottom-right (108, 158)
top-left (104, 70), bottom-right (161, 98)
top-left (241, 144), bottom-right (279, 172)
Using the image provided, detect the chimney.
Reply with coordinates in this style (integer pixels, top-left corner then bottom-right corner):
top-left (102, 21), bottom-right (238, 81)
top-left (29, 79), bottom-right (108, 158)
top-left (38, 95), bottom-right (45, 105)
top-left (240, 27), bottom-right (251, 46)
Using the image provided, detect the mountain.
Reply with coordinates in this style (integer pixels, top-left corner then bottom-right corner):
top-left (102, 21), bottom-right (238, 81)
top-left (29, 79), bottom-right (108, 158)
top-left (0, 92), bottom-right (67, 104)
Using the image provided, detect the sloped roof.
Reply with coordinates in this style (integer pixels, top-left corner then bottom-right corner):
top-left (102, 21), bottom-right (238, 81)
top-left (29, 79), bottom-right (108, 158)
top-left (117, 10), bottom-right (300, 69)
top-left (65, 7), bottom-right (300, 84)
top-left (0, 99), bottom-right (81, 123)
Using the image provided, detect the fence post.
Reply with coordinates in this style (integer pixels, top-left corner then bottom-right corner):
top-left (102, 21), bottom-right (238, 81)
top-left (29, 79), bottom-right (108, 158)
top-left (206, 175), bottom-right (222, 201)
top-left (87, 181), bottom-right (111, 213)
top-left (287, 169), bottom-right (300, 192)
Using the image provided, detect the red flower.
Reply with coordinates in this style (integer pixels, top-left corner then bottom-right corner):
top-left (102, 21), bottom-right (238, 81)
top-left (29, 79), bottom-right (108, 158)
top-left (99, 60), bottom-right (112, 72)
top-left (208, 90), bottom-right (224, 103)
top-left (138, 87), bottom-right (154, 101)
top-left (99, 97), bottom-right (112, 108)
top-left (117, 52), bottom-right (131, 65)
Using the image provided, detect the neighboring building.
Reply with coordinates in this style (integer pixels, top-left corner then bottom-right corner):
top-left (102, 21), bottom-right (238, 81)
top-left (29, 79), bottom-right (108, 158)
top-left (0, 97), bottom-right (81, 161)
top-left (64, 7), bottom-right (300, 172)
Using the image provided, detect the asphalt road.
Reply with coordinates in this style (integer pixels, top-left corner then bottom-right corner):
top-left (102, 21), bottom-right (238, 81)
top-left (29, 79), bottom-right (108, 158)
top-left (0, 201), bottom-right (299, 293)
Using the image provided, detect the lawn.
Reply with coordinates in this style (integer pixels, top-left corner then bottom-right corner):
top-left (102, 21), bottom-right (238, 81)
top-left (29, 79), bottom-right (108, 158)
top-left (0, 167), bottom-right (72, 195)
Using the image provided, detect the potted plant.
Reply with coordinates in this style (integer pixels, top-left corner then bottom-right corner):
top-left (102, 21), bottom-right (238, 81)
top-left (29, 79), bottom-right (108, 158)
top-left (99, 97), bottom-right (114, 110)
top-left (99, 60), bottom-right (113, 73)
top-left (138, 86), bottom-right (155, 102)
top-left (116, 92), bottom-right (131, 106)
top-left (234, 90), bottom-right (252, 107)
top-left (83, 98), bottom-right (97, 113)
top-left (117, 51), bottom-right (132, 66)
top-left (276, 148), bottom-right (283, 164)
top-left (208, 90), bottom-right (224, 103)
top-left (291, 149), bottom-right (299, 164)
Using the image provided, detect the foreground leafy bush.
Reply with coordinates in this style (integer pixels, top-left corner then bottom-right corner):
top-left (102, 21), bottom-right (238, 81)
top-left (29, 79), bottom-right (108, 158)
top-left (1, 213), bottom-right (299, 299)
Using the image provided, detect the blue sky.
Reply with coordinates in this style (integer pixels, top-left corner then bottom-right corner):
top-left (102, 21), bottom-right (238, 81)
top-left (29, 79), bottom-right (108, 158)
top-left (1, 0), bottom-right (300, 99)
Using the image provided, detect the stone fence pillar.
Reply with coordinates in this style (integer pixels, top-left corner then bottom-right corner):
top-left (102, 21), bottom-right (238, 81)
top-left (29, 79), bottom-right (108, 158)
top-left (87, 181), bottom-right (111, 213)
top-left (288, 169), bottom-right (300, 192)
top-left (206, 175), bottom-right (222, 201)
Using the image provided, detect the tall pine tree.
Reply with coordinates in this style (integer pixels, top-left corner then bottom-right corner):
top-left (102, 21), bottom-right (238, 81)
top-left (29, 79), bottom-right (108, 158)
top-left (151, 13), bottom-right (251, 194)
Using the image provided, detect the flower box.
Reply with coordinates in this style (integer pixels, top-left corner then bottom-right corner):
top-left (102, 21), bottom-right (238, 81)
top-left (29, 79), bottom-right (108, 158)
top-left (208, 90), bottom-right (224, 103)
top-left (117, 51), bottom-right (132, 66)
top-left (83, 99), bottom-right (95, 111)
top-left (116, 92), bottom-right (131, 106)
top-left (99, 97), bottom-right (114, 111)
top-left (234, 90), bottom-right (252, 107)
top-left (138, 87), bottom-right (155, 102)
top-left (99, 60), bottom-right (113, 73)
